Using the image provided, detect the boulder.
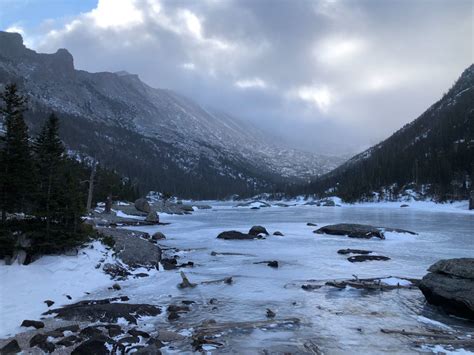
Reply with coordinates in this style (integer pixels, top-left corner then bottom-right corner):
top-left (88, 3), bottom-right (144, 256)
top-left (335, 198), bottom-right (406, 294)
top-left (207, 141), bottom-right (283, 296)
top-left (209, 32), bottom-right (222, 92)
top-left (347, 255), bottom-right (390, 262)
top-left (80, 326), bottom-right (103, 338)
top-left (71, 336), bottom-right (114, 355)
top-left (152, 232), bottom-right (166, 241)
top-left (315, 224), bottom-right (385, 239)
top-left (419, 258), bottom-right (474, 320)
top-left (56, 335), bottom-right (82, 347)
top-left (217, 231), bottom-right (262, 240)
top-left (44, 300), bottom-right (54, 307)
top-left (315, 223), bottom-right (416, 239)
top-left (337, 249), bottom-right (372, 255)
top-left (113, 233), bottom-right (162, 268)
top-left (306, 222), bottom-right (317, 227)
top-left (273, 231), bottom-right (284, 236)
top-left (145, 211), bottom-right (159, 223)
top-left (134, 198), bottom-right (151, 213)
top-left (30, 334), bottom-right (55, 353)
top-left (21, 320), bottom-right (44, 329)
top-left (0, 339), bottom-right (21, 354)
top-left (248, 225), bottom-right (269, 236)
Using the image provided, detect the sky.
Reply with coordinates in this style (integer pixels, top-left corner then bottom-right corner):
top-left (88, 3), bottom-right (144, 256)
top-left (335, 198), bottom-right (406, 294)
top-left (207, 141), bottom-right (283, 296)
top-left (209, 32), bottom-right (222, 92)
top-left (1, 0), bottom-right (472, 155)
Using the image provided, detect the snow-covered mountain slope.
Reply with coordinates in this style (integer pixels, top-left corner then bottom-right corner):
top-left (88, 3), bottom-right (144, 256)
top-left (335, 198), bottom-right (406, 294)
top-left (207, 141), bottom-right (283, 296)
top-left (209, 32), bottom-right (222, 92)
top-left (0, 31), bottom-right (343, 197)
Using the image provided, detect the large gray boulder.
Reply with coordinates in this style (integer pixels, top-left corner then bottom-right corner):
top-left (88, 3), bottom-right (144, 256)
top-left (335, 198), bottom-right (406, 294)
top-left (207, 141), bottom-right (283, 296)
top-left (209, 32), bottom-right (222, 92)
top-left (99, 228), bottom-right (161, 268)
top-left (134, 198), bottom-right (151, 213)
top-left (419, 258), bottom-right (474, 320)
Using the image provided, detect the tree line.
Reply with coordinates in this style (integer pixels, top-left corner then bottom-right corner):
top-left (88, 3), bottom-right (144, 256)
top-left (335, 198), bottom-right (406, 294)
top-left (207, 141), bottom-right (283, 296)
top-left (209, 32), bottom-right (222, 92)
top-left (0, 84), bottom-right (138, 260)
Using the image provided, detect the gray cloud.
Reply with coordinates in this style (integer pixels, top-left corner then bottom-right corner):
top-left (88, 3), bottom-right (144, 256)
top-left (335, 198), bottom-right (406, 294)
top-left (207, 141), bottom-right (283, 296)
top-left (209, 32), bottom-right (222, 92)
top-left (19, 0), bottom-right (474, 154)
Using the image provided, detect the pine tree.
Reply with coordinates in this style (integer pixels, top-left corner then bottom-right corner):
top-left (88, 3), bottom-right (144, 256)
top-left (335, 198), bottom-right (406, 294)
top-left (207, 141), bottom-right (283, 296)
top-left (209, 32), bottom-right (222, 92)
top-left (33, 113), bottom-right (65, 237)
top-left (0, 84), bottom-right (32, 222)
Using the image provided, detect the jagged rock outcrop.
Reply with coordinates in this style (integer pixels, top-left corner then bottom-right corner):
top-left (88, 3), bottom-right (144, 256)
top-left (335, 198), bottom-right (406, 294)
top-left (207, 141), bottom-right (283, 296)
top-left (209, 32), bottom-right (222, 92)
top-left (419, 258), bottom-right (474, 320)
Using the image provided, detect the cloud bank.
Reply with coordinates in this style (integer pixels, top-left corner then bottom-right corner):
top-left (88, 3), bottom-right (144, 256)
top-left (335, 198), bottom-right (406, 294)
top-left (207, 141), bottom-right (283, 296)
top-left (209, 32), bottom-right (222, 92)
top-left (10, 0), bottom-right (474, 154)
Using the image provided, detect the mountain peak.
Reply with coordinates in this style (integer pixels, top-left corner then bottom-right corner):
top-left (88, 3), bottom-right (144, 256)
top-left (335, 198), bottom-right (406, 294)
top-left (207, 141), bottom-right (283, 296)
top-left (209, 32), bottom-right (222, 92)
top-left (0, 31), bottom-right (27, 58)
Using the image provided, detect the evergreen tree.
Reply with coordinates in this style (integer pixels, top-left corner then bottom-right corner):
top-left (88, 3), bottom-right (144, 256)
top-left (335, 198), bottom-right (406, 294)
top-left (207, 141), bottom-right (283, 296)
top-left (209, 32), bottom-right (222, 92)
top-left (33, 113), bottom-right (66, 237)
top-left (0, 84), bottom-right (32, 222)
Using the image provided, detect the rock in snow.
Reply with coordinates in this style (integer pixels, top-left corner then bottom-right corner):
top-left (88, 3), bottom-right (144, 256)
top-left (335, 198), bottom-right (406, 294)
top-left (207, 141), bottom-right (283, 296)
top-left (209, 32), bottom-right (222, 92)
top-left (347, 255), bottom-right (391, 263)
top-left (134, 198), bottom-right (151, 213)
top-left (248, 225), bottom-right (269, 236)
top-left (419, 258), bottom-right (474, 320)
top-left (217, 231), bottom-right (262, 240)
top-left (314, 223), bottom-right (416, 240)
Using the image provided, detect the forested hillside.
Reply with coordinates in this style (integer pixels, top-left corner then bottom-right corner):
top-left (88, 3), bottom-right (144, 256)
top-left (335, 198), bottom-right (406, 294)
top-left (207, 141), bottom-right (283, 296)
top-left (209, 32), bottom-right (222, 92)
top-left (298, 64), bottom-right (474, 202)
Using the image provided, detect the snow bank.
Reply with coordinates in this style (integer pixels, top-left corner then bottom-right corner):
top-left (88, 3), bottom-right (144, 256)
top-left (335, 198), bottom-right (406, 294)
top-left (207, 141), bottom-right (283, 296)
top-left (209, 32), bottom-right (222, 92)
top-left (0, 241), bottom-right (114, 338)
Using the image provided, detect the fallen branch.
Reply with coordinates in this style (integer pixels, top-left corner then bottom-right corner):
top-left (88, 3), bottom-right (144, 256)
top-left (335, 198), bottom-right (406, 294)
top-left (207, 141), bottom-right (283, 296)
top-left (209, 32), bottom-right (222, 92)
top-left (381, 328), bottom-right (456, 339)
top-left (178, 271), bottom-right (197, 289)
top-left (201, 277), bottom-right (233, 285)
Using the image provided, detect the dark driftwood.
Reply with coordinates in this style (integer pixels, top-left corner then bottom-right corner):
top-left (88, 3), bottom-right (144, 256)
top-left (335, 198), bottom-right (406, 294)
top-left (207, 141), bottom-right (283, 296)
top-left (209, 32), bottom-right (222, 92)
top-left (302, 340), bottom-right (323, 355)
top-left (178, 272), bottom-right (197, 289)
top-left (381, 328), bottom-right (456, 339)
top-left (201, 277), bottom-right (233, 285)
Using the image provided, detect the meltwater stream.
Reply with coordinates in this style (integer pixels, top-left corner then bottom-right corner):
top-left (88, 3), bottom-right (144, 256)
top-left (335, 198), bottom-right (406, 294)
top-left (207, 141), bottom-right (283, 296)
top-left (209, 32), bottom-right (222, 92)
top-left (97, 204), bottom-right (474, 354)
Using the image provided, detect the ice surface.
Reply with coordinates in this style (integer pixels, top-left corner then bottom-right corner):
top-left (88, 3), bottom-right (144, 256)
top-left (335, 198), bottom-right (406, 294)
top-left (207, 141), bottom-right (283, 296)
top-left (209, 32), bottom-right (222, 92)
top-left (1, 202), bottom-right (473, 353)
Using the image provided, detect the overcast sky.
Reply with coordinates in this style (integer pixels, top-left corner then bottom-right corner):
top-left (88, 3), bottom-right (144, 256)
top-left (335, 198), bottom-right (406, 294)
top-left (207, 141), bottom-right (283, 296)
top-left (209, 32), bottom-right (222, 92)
top-left (1, 0), bottom-right (472, 154)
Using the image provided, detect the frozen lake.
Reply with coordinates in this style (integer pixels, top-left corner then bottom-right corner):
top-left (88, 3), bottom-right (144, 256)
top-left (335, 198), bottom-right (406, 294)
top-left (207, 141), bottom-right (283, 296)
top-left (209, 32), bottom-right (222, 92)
top-left (114, 203), bottom-right (474, 354)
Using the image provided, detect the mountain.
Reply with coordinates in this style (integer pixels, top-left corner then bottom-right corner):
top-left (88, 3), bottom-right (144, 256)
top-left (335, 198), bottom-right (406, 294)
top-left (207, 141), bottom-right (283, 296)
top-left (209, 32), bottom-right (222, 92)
top-left (0, 31), bottom-right (343, 199)
top-left (300, 64), bottom-right (474, 202)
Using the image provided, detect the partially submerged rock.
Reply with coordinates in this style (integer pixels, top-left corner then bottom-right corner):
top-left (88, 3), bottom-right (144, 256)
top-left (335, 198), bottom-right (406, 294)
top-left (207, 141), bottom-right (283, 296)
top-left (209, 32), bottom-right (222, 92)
top-left (217, 231), bottom-right (262, 240)
top-left (248, 225), bottom-right (269, 236)
top-left (273, 231), bottom-right (284, 236)
top-left (152, 232), bottom-right (166, 241)
top-left (145, 211), bottom-right (159, 223)
top-left (21, 319), bottom-right (44, 329)
top-left (347, 255), bottom-right (390, 262)
top-left (315, 223), bottom-right (416, 240)
top-left (337, 249), bottom-right (372, 255)
top-left (419, 258), bottom-right (474, 320)
top-left (0, 339), bottom-right (21, 354)
top-left (315, 224), bottom-right (385, 239)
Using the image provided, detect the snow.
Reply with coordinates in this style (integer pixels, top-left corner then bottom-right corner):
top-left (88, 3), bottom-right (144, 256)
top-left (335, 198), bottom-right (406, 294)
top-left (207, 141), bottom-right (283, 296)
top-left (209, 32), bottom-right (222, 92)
top-left (0, 241), bottom-right (114, 338)
top-left (380, 277), bottom-right (412, 287)
top-left (422, 345), bottom-right (474, 354)
top-left (416, 316), bottom-right (452, 330)
top-left (115, 210), bottom-right (145, 220)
